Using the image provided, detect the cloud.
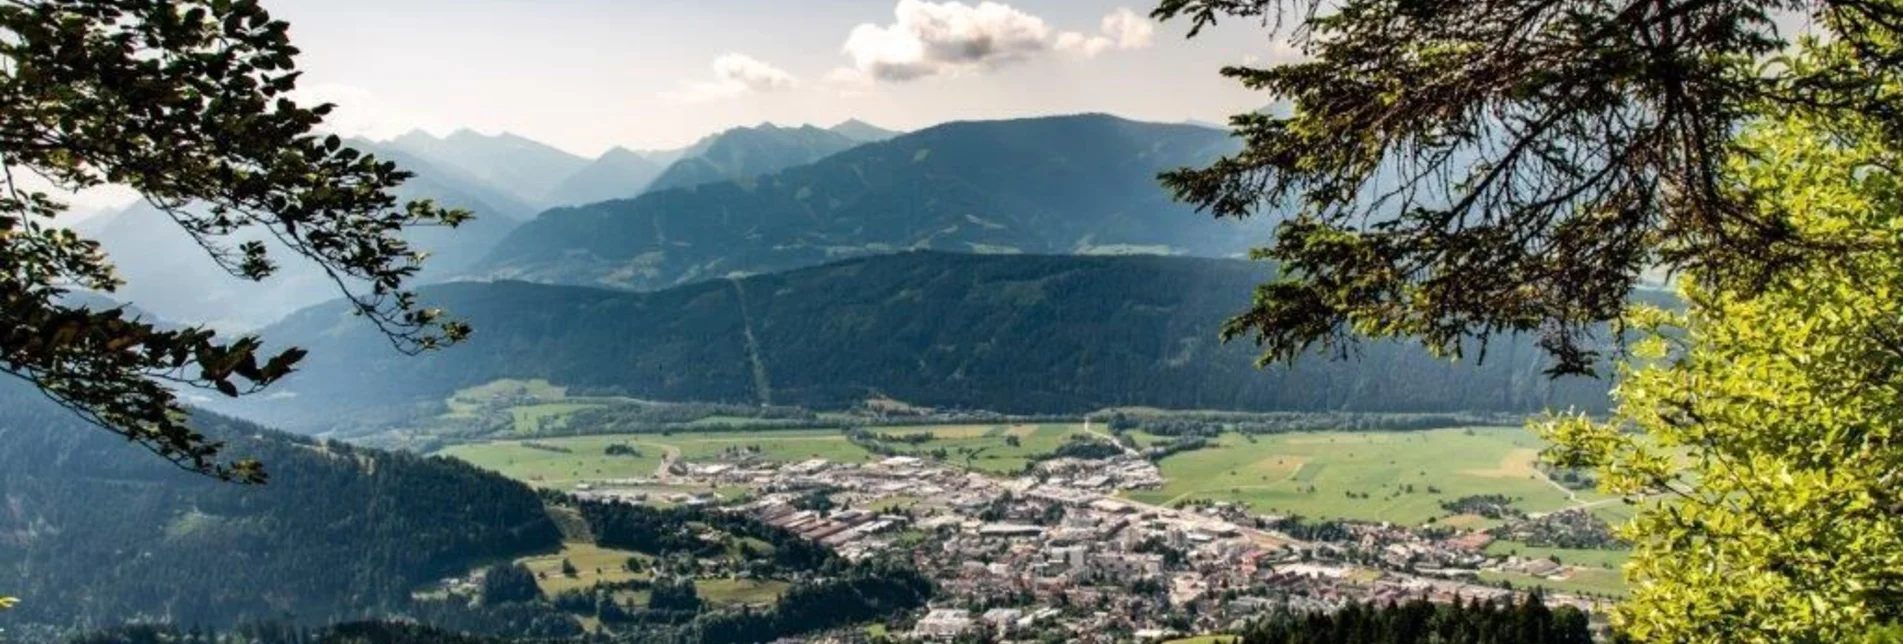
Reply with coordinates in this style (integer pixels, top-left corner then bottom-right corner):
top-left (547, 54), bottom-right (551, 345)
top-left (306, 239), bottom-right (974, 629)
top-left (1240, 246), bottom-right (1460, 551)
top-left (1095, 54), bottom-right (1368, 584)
top-left (662, 53), bottom-right (800, 103)
top-left (1101, 8), bottom-right (1155, 50)
top-left (837, 1), bottom-right (1154, 83)
top-left (1056, 7), bottom-right (1156, 59)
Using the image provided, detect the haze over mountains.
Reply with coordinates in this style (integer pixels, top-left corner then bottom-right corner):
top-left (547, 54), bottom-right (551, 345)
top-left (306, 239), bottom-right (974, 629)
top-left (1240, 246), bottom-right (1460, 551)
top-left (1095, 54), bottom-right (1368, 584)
top-left (76, 110), bottom-right (1609, 436)
top-left (233, 252), bottom-right (1603, 434)
top-left (475, 115), bottom-right (1257, 290)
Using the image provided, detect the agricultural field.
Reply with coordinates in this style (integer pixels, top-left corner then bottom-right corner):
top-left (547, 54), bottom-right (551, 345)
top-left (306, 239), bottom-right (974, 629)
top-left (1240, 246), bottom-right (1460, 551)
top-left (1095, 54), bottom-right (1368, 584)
top-left (1479, 566), bottom-right (1628, 598)
top-left (1485, 541), bottom-right (1631, 569)
top-left (865, 423), bottom-right (1098, 474)
top-left (440, 429), bottom-right (872, 488)
top-left (519, 542), bottom-right (647, 595)
top-left (1123, 427), bottom-right (1616, 526)
top-left (696, 578), bottom-right (791, 607)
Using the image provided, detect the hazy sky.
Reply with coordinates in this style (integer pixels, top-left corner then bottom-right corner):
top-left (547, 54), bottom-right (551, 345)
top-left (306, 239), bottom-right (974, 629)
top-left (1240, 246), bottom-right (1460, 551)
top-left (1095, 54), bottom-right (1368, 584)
top-left (267, 0), bottom-right (1293, 156)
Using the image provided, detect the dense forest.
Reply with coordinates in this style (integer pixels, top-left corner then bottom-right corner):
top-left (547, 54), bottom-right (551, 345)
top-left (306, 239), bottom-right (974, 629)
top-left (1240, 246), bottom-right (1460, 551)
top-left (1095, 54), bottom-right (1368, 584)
top-left (1227, 595), bottom-right (1593, 644)
top-left (0, 383), bottom-right (563, 632)
top-left (472, 114), bottom-right (1259, 289)
top-left (240, 252), bottom-right (1609, 432)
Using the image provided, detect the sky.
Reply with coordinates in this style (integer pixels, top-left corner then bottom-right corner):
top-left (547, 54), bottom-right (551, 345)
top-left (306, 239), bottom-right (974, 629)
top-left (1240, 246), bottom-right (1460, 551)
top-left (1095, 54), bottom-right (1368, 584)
top-left (267, 0), bottom-right (1295, 156)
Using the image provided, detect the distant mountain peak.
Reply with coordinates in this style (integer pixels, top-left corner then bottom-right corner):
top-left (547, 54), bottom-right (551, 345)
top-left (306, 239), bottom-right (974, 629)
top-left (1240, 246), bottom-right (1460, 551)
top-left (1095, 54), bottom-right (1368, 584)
top-left (829, 118), bottom-right (902, 143)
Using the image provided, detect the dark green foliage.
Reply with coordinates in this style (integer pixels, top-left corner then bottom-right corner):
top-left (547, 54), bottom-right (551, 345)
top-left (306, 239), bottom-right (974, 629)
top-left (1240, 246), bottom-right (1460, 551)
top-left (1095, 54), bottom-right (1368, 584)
top-left (646, 578), bottom-right (704, 613)
top-left (604, 444), bottom-right (644, 458)
top-left (688, 562), bottom-right (933, 644)
top-left (578, 502), bottom-right (831, 573)
top-left (1046, 436), bottom-right (1126, 460)
top-left (247, 252), bottom-right (1607, 432)
top-left (68, 620), bottom-right (562, 644)
top-left (1232, 595), bottom-right (1592, 644)
top-left (0, 383), bottom-right (563, 630)
top-left (1152, 0), bottom-right (1903, 376)
top-left (475, 114), bottom-right (1254, 289)
top-left (0, 0), bottom-right (472, 479)
top-left (1441, 495), bottom-right (1524, 520)
top-left (483, 563), bottom-right (545, 605)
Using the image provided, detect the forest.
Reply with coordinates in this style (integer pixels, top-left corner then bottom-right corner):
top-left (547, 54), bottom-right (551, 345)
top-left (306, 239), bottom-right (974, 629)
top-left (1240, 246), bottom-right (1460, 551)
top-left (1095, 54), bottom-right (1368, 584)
top-left (241, 252), bottom-right (1613, 433)
top-left (0, 382), bottom-right (563, 633)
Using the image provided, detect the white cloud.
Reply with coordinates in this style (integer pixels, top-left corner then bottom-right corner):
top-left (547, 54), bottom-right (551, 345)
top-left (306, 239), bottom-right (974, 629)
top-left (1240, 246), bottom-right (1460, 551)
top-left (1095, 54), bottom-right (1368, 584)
top-left (1101, 8), bottom-right (1155, 50)
top-left (1056, 7), bottom-right (1156, 59)
top-left (838, 1), bottom-right (1155, 82)
top-left (662, 53), bottom-right (800, 103)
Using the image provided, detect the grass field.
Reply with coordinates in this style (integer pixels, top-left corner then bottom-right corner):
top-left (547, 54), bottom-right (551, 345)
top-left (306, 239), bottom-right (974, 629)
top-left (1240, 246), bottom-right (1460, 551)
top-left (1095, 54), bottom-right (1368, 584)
top-left (1486, 541), bottom-right (1631, 569)
top-left (869, 423), bottom-right (1097, 474)
top-left (1124, 427), bottom-right (1615, 526)
top-left (440, 429), bottom-right (872, 488)
top-left (696, 578), bottom-right (790, 607)
top-left (518, 542), bottom-right (646, 595)
top-left (1480, 567), bottom-right (1628, 598)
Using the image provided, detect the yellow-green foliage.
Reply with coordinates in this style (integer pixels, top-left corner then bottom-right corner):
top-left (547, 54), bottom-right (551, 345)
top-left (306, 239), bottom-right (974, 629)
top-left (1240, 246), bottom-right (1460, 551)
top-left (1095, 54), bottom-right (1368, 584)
top-left (1540, 89), bottom-right (1903, 642)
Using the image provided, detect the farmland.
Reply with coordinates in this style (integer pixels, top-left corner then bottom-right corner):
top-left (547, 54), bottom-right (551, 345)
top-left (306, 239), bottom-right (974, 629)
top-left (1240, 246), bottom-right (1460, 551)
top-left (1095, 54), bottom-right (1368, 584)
top-left (859, 423), bottom-right (1099, 474)
top-left (1122, 427), bottom-right (1616, 526)
top-left (439, 429), bottom-right (869, 489)
top-left (439, 423), bottom-right (1104, 486)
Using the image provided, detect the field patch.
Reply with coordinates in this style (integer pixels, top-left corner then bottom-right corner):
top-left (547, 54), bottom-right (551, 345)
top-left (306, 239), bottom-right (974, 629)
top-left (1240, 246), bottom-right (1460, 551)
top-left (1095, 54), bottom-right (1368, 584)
top-left (519, 542), bottom-right (646, 595)
top-left (1126, 427), bottom-right (1614, 526)
top-left (440, 429), bottom-right (874, 488)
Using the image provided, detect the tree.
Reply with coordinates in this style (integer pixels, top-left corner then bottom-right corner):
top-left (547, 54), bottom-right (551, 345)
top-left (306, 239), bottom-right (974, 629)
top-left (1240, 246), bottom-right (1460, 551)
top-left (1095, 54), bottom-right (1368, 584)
top-left (1150, 0), bottom-right (1903, 376)
top-left (1540, 46), bottom-right (1903, 641)
top-left (0, 0), bottom-right (470, 481)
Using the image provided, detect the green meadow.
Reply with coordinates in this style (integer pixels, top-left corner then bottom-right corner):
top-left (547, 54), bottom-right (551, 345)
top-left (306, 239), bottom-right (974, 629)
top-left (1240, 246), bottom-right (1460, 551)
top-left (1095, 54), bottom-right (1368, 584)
top-left (1123, 426), bottom-right (1616, 526)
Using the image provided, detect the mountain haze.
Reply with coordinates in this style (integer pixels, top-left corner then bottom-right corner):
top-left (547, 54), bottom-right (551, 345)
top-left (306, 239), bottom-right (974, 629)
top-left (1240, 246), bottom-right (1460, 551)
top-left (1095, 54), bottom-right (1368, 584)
top-left (643, 123), bottom-right (862, 193)
top-left (388, 129), bottom-right (591, 208)
top-left (829, 118), bottom-right (902, 143)
top-left (544, 146), bottom-right (667, 206)
top-left (83, 140), bottom-right (531, 329)
top-left (474, 114), bottom-right (1259, 290)
top-left (239, 252), bottom-right (1605, 432)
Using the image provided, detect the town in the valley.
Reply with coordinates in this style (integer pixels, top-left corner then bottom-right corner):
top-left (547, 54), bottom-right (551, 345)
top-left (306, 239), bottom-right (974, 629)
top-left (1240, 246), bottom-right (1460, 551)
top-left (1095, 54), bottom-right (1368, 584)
top-left (565, 425), bottom-right (1618, 642)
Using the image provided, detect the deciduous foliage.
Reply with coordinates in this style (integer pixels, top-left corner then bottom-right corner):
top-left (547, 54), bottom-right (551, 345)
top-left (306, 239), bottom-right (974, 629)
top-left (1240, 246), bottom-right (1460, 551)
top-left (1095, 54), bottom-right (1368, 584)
top-left (1540, 50), bottom-right (1903, 641)
top-left (1152, 0), bottom-right (1903, 376)
top-left (0, 0), bottom-right (470, 480)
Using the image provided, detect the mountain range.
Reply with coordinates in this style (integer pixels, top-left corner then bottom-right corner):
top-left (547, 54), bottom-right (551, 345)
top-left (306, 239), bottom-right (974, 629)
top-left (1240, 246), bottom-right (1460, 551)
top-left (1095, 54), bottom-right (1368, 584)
top-left (473, 114), bottom-right (1259, 290)
top-left (232, 252), bottom-right (1605, 433)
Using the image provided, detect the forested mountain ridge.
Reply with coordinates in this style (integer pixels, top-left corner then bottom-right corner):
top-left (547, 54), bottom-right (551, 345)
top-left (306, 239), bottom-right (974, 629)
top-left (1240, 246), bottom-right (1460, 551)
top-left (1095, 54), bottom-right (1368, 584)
top-left (235, 252), bottom-right (1605, 432)
top-left (0, 384), bottom-right (563, 631)
top-left (642, 123), bottom-right (863, 193)
top-left (471, 114), bottom-right (1260, 290)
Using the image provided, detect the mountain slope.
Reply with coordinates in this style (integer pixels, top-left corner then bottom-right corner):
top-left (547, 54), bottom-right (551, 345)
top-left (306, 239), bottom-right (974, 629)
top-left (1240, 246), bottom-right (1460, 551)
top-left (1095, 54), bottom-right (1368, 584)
top-left (545, 146), bottom-right (666, 206)
top-left (829, 118), bottom-right (902, 143)
top-left (240, 252), bottom-right (1605, 431)
top-left (0, 383), bottom-right (562, 630)
top-left (387, 129), bottom-right (591, 207)
top-left (475, 114), bottom-right (1258, 290)
top-left (84, 140), bottom-right (531, 329)
top-left (643, 123), bottom-right (861, 193)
